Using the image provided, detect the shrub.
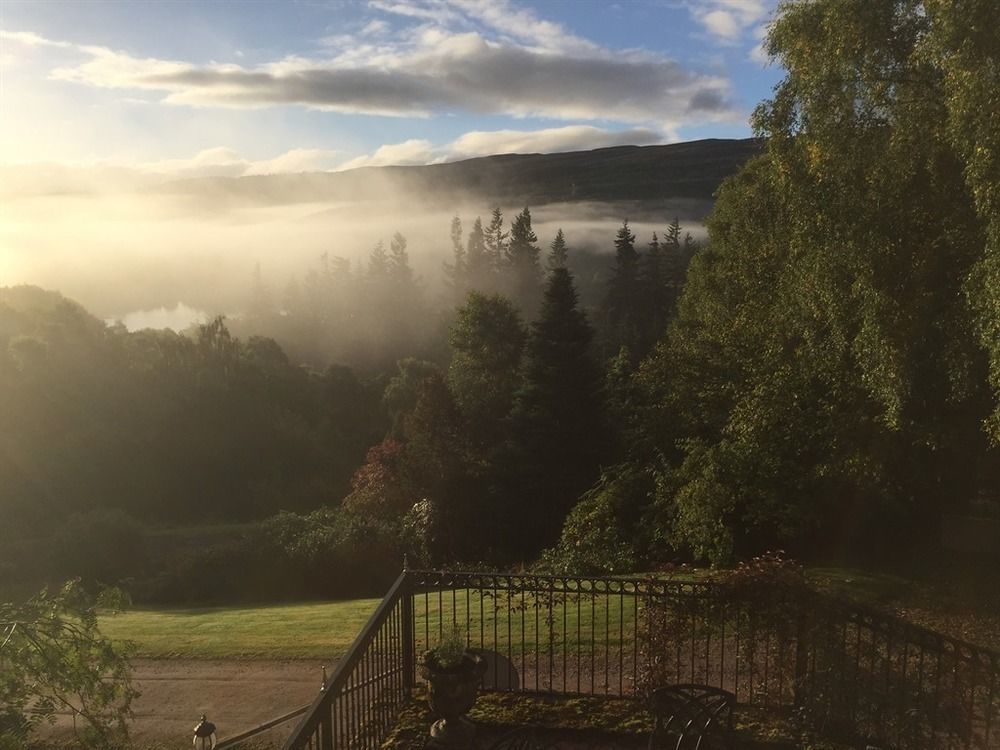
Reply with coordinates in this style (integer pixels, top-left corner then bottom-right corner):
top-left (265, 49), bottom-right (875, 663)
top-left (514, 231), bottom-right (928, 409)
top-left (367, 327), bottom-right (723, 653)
top-left (539, 470), bottom-right (641, 575)
top-left (51, 510), bottom-right (147, 586)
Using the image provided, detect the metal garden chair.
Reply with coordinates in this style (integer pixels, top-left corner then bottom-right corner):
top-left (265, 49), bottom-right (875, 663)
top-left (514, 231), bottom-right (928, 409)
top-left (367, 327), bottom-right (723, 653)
top-left (647, 684), bottom-right (735, 750)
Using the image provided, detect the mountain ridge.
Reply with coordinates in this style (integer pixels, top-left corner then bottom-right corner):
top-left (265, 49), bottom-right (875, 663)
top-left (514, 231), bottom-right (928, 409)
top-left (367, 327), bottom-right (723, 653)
top-left (154, 137), bottom-right (763, 208)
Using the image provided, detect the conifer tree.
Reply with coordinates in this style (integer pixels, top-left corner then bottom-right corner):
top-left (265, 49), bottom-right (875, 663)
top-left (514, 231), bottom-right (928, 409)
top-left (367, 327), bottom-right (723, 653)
top-left (484, 207), bottom-right (507, 278)
top-left (465, 216), bottom-right (491, 291)
top-left (506, 267), bottom-right (605, 556)
top-left (602, 220), bottom-right (643, 357)
top-left (444, 216), bottom-right (469, 301)
top-left (505, 207), bottom-right (542, 313)
top-left (443, 216), bottom-right (467, 297)
top-left (547, 228), bottom-right (569, 270)
top-left (368, 240), bottom-right (389, 278)
top-left (389, 232), bottom-right (413, 284)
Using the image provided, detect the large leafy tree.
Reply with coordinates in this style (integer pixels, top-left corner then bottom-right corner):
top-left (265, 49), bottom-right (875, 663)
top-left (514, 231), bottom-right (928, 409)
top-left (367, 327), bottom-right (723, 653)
top-left (639, 0), bottom-right (999, 563)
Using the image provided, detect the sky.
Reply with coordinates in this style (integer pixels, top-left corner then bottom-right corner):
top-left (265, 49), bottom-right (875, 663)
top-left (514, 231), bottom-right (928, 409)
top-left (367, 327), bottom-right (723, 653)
top-left (0, 0), bottom-right (782, 178)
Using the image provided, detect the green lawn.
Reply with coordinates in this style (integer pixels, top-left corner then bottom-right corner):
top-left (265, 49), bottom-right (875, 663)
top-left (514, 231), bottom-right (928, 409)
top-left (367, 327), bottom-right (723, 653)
top-left (100, 563), bottom-right (1000, 660)
top-left (100, 588), bottom-right (642, 660)
top-left (99, 597), bottom-right (383, 659)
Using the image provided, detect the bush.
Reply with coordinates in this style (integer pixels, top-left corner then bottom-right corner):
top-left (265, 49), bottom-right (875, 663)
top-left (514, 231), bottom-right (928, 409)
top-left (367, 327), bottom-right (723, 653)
top-left (140, 507), bottom-right (402, 604)
top-left (539, 470), bottom-right (641, 575)
top-left (51, 510), bottom-right (147, 586)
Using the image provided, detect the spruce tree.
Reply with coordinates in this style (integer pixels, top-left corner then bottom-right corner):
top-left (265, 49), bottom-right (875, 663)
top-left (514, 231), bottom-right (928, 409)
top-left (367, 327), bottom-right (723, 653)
top-left (368, 240), bottom-right (389, 278)
top-left (465, 217), bottom-right (490, 291)
top-left (484, 207), bottom-right (507, 280)
top-left (639, 231), bottom-right (669, 354)
top-left (506, 267), bottom-right (605, 556)
top-left (505, 207), bottom-right (542, 314)
top-left (547, 228), bottom-right (568, 270)
top-left (443, 216), bottom-right (467, 297)
top-left (603, 220), bottom-right (642, 358)
top-left (389, 232), bottom-right (413, 285)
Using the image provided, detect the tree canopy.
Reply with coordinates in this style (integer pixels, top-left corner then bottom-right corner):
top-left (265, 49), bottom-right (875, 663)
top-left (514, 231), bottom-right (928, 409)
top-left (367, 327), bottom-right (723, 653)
top-left (636, 0), bottom-right (1000, 563)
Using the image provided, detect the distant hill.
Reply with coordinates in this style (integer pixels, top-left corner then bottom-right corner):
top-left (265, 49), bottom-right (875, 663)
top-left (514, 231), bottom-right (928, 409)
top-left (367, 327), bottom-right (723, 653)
top-left (155, 138), bottom-right (762, 208)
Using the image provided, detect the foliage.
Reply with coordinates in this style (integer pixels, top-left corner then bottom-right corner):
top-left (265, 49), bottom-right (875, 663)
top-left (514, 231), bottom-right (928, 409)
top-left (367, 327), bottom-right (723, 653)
top-left (503, 207), bottom-right (543, 314)
top-left (503, 267), bottom-right (606, 558)
top-left (51, 510), bottom-right (147, 587)
top-left (143, 507), bottom-right (400, 603)
top-left (447, 292), bottom-right (526, 450)
top-left (538, 469), bottom-right (642, 575)
top-left (602, 220), bottom-right (642, 357)
top-left (0, 580), bottom-right (136, 749)
top-left (636, 0), bottom-right (1000, 563)
top-left (0, 292), bottom-right (385, 540)
top-left (423, 624), bottom-right (468, 670)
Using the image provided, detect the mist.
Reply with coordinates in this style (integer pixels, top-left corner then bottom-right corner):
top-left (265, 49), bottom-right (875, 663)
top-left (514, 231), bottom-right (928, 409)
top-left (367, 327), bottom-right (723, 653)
top-left (1, 174), bottom-right (707, 327)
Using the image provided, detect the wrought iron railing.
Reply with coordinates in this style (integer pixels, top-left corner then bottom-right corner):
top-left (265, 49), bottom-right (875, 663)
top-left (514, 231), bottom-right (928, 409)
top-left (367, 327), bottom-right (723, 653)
top-left (281, 569), bottom-right (1000, 750)
top-left (281, 571), bottom-right (412, 750)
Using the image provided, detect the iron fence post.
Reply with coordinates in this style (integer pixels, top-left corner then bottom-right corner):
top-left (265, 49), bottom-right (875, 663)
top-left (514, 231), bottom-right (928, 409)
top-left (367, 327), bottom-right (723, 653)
top-left (401, 571), bottom-right (415, 691)
top-left (319, 708), bottom-right (334, 750)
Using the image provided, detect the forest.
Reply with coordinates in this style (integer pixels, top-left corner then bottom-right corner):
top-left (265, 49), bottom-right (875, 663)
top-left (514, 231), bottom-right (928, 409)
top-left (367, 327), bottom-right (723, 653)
top-left (2, 0), bottom-right (999, 609)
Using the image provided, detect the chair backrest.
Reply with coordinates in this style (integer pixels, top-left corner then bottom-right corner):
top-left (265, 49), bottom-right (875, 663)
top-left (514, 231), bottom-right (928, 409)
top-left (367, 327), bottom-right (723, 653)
top-left (648, 684), bottom-right (735, 750)
top-left (469, 648), bottom-right (520, 690)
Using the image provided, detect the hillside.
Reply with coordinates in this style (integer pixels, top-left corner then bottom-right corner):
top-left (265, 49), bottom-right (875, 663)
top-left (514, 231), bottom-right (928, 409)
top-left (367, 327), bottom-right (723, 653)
top-left (155, 138), bottom-right (762, 208)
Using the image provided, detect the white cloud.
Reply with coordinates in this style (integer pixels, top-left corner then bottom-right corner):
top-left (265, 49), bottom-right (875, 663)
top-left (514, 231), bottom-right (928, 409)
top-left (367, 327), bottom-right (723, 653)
top-left (9, 10), bottom-right (739, 129)
top-left (244, 148), bottom-right (341, 175)
top-left (446, 125), bottom-right (665, 159)
top-left (0, 147), bottom-right (341, 194)
top-left (691, 0), bottom-right (773, 45)
top-left (700, 10), bottom-right (741, 41)
top-left (0, 29), bottom-right (72, 48)
top-left (145, 147), bottom-right (340, 177)
top-left (337, 125), bottom-right (668, 169)
top-left (336, 139), bottom-right (435, 170)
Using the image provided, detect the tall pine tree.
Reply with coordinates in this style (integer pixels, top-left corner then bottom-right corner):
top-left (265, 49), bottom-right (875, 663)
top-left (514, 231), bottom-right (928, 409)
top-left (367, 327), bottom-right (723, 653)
top-left (602, 220), bottom-right (643, 358)
top-left (505, 267), bottom-right (605, 557)
top-left (484, 208), bottom-right (507, 284)
top-left (443, 216), bottom-right (467, 299)
top-left (505, 207), bottom-right (542, 314)
top-left (465, 217), bottom-right (491, 292)
top-left (547, 228), bottom-right (569, 270)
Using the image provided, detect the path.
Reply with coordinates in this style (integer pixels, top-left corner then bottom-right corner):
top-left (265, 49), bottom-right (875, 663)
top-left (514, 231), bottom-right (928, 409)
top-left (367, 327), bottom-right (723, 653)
top-left (42, 659), bottom-right (326, 746)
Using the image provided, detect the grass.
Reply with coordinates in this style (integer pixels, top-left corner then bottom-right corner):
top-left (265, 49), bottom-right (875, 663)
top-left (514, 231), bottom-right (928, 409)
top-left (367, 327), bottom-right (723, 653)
top-left (101, 562), bottom-right (1000, 661)
top-left (99, 597), bottom-right (383, 659)
top-left (102, 587), bottom-right (642, 660)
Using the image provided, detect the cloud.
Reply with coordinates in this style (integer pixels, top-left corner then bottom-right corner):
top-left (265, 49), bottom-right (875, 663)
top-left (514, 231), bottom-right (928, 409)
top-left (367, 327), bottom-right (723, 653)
top-left (700, 10), bottom-right (741, 41)
top-left (691, 0), bottom-right (773, 45)
top-left (336, 139), bottom-right (435, 170)
top-left (3, 125), bottom-right (659, 191)
top-left (149, 147), bottom-right (340, 177)
top-left (446, 125), bottom-right (665, 159)
top-left (337, 125), bottom-right (667, 169)
top-left (0, 29), bottom-right (72, 48)
top-left (1, 147), bottom-right (341, 194)
top-left (11, 8), bottom-right (739, 129)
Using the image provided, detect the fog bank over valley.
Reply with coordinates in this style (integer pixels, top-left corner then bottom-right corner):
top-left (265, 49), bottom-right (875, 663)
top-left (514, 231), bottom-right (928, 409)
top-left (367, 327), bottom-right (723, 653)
top-left (1, 140), bottom-right (752, 324)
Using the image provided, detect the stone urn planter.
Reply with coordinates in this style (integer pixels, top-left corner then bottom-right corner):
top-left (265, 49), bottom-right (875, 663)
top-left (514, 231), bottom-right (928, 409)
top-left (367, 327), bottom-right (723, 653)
top-left (419, 647), bottom-right (487, 748)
